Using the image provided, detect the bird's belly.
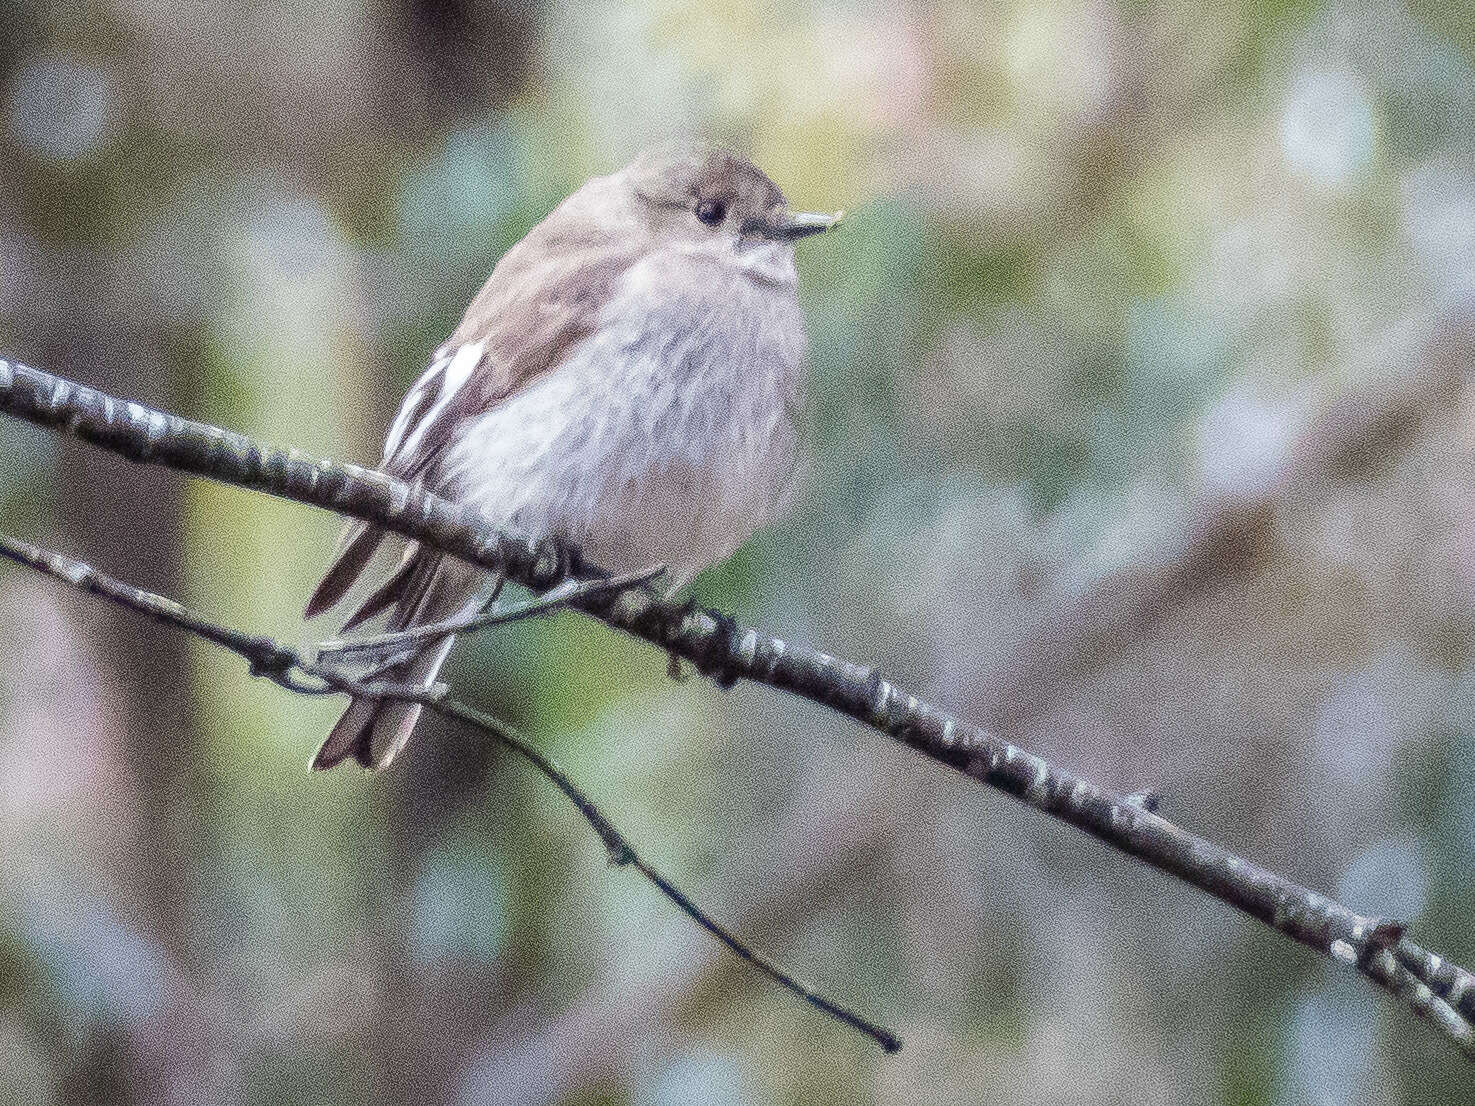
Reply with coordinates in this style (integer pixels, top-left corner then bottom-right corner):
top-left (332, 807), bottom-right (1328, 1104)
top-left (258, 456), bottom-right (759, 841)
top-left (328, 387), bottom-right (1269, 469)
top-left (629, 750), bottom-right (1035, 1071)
top-left (441, 323), bottom-right (801, 586)
top-left (573, 454), bottom-right (761, 582)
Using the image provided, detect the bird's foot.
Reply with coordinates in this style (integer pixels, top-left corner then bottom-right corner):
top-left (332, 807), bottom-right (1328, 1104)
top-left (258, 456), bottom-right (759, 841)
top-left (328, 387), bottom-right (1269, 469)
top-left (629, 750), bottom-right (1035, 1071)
top-left (660, 598), bottom-right (741, 689)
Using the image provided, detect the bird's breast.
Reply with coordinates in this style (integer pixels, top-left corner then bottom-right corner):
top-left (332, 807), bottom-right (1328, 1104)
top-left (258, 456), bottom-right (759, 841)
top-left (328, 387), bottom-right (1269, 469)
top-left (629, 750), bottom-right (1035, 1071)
top-left (442, 253), bottom-right (807, 583)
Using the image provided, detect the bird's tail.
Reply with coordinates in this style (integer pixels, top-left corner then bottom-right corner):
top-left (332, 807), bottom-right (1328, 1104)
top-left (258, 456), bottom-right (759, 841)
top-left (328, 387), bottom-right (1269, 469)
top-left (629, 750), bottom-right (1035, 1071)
top-left (311, 553), bottom-right (481, 770)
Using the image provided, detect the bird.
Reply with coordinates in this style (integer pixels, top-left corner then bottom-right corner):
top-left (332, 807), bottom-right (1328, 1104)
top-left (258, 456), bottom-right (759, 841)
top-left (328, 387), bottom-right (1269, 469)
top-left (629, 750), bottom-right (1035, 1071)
top-left (303, 143), bottom-right (842, 770)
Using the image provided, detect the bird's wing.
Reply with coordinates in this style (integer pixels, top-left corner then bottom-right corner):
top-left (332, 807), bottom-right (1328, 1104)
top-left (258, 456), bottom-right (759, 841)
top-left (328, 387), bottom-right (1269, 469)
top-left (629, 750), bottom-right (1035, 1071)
top-left (305, 192), bottom-right (640, 620)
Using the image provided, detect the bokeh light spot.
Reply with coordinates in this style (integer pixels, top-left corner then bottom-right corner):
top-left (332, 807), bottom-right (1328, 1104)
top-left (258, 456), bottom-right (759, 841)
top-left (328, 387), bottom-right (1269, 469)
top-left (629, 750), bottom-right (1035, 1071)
top-left (1280, 67), bottom-right (1376, 187)
top-left (410, 835), bottom-right (510, 965)
top-left (1336, 834), bottom-right (1428, 921)
top-left (6, 54), bottom-right (116, 162)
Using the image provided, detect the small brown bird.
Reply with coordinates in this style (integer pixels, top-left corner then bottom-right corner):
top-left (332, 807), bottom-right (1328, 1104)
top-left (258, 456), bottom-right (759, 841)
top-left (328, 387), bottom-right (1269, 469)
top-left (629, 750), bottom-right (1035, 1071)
top-left (305, 143), bottom-right (841, 769)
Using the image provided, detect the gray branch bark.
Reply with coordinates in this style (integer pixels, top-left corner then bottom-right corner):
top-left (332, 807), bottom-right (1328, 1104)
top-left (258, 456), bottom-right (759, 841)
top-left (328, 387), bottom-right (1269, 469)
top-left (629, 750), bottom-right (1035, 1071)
top-left (4, 357), bottom-right (1475, 1060)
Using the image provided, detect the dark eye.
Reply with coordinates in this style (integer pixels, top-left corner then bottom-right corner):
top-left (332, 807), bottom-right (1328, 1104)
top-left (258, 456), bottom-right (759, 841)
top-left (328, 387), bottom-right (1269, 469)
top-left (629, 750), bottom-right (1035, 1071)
top-left (695, 199), bottom-right (726, 225)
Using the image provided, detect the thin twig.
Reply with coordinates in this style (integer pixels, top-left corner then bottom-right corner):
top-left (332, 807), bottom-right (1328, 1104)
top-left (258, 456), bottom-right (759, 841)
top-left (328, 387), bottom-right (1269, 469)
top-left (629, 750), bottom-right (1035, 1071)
top-left (315, 563), bottom-right (667, 658)
top-left (4, 357), bottom-right (1475, 1060)
top-left (0, 532), bottom-right (900, 1054)
top-left (359, 648), bottom-right (418, 683)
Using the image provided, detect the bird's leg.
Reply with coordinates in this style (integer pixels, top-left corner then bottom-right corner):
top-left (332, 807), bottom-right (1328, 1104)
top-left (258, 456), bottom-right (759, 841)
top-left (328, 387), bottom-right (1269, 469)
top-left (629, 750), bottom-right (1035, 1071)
top-left (656, 577), bottom-right (695, 684)
top-left (701, 607), bottom-right (743, 689)
top-left (660, 597), bottom-right (741, 690)
top-left (530, 535), bottom-right (579, 593)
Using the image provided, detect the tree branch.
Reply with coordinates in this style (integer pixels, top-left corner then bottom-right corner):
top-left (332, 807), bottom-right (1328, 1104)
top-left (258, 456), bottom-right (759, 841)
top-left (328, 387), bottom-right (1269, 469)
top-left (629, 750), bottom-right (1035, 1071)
top-left (4, 357), bottom-right (1475, 1059)
top-left (0, 532), bottom-right (900, 1054)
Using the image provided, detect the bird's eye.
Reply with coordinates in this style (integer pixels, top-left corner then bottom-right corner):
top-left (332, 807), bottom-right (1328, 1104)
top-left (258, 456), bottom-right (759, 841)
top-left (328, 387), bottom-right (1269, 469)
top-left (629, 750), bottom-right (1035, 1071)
top-left (695, 199), bottom-right (726, 225)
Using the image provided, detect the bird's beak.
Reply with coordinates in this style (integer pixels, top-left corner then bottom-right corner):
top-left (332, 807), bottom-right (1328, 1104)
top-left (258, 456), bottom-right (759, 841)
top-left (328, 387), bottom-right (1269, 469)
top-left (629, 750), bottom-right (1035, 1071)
top-left (746, 208), bottom-right (846, 241)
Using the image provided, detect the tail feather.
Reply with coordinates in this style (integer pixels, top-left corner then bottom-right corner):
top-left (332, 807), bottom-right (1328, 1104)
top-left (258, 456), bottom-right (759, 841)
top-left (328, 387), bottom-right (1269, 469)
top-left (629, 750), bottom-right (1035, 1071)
top-left (341, 543), bottom-right (421, 632)
top-left (310, 552), bottom-right (481, 770)
top-left (313, 694), bottom-right (383, 770)
top-left (305, 521), bottom-right (384, 619)
top-left (312, 633), bottom-right (458, 769)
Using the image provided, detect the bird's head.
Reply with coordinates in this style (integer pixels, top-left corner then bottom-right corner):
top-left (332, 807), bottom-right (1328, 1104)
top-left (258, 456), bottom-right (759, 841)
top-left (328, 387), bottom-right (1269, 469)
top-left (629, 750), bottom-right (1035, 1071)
top-left (623, 143), bottom-right (843, 261)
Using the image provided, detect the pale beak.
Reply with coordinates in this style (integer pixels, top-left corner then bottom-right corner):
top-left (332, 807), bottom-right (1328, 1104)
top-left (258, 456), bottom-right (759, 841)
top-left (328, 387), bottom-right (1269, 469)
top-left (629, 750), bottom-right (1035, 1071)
top-left (745, 208), bottom-right (846, 241)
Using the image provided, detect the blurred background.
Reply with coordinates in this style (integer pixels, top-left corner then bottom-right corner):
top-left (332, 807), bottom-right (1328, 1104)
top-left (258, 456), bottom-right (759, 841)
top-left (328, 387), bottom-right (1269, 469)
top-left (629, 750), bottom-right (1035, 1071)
top-left (2, 1), bottom-right (1475, 1102)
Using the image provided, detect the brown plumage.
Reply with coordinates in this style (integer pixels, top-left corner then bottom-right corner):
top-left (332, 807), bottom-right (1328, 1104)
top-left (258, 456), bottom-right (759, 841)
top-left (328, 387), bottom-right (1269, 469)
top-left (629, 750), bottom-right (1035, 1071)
top-left (305, 167), bottom-right (643, 768)
top-left (305, 143), bottom-right (839, 769)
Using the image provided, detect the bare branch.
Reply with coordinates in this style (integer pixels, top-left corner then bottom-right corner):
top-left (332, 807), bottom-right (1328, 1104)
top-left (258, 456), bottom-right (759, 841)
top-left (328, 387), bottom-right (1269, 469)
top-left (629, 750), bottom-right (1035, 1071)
top-left (4, 357), bottom-right (1475, 1059)
top-left (0, 532), bottom-right (900, 1055)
